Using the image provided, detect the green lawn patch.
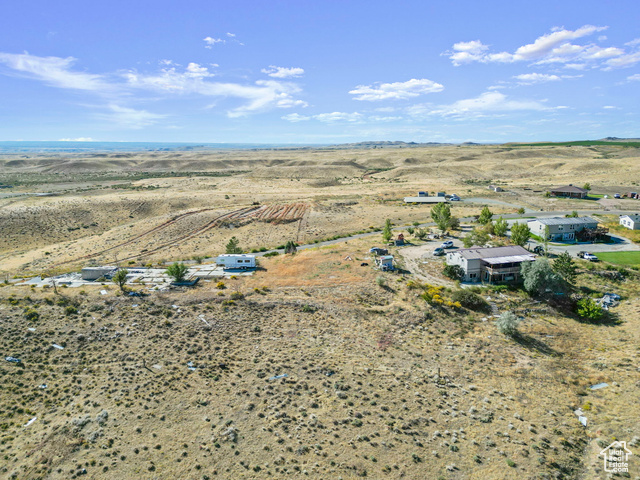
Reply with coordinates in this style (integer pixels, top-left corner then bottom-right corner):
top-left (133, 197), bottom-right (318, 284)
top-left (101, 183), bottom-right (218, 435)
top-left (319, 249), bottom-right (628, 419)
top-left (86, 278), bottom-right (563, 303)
top-left (597, 251), bottom-right (640, 265)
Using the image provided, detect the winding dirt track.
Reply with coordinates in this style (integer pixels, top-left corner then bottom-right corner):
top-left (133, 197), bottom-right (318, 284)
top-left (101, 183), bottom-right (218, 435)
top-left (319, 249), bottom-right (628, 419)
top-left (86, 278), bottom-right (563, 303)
top-left (53, 203), bottom-right (309, 266)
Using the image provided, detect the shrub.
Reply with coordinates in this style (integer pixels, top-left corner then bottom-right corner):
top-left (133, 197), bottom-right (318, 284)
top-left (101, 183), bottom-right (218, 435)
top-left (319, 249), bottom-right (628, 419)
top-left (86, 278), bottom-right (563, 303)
top-left (443, 264), bottom-right (464, 281)
top-left (216, 281), bottom-right (226, 290)
top-left (450, 289), bottom-right (490, 312)
top-left (376, 276), bottom-right (386, 287)
top-left (576, 297), bottom-right (603, 321)
top-left (23, 308), bottom-right (39, 321)
top-left (65, 305), bottom-right (78, 316)
top-left (230, 291), bottom-right (244, 301)
top-left (495, 311), bottom-right (520, 336)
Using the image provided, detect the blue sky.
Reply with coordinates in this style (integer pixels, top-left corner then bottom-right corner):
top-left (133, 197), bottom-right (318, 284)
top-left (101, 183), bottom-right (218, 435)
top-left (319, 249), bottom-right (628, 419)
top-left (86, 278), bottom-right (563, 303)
top-left (1, 0), bottom-right (639, 143)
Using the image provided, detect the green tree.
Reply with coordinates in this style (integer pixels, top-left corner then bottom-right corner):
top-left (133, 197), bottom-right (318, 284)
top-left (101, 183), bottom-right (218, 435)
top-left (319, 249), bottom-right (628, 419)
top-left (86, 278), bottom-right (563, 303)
top-left (553, 251), bottom-right (578, 284)
top-left (225, 236), bottom-right (243, 254)
top-left (443, 264), bottom-right (465, 281)
top-left (576, 297), bottom-right (603, 321)
top-left (478, 206), bottom-right (494, 225)
top-left (493, 217), bottom-right (508, 237)
top-left (520, 258), bottom-right (566, 296)
top-left (517, 207), bottom-right (526, 216)
top-left (431, 203), bottom-right (454, 233)
top-left (166, 262), bottom-right (189, 283)
top-left (463, 226), bottom-right (490, 248)
top-left (510, 222), bottom-right (531, 247)
top-left (284, 240), bottom-right (298, 255)
top-left (495, 311), bottom-right (520, 336)
top-left (382, 219), bottom-right (393, 242)
top-left (112, 268), bottom-right (129, 292)
top-left (565, 210), bottom-right (579, 218)
top-left (582, 182), bottom-right (591, 191)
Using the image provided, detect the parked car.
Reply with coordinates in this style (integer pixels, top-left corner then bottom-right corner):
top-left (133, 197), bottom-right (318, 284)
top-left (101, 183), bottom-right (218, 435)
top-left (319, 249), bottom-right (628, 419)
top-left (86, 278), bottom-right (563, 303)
top-left (440, 240), bottom-right (454, 249)
top-left (580, 252), bottom-right (598, 261)
top-left (450, 195), bottom-right (461, 201)
top-left (433, 247), bottom-right (445, 256)
top-left (533, 246), bottom-right (545, 255)
top-left (614, 193), bottom-right (621, 198)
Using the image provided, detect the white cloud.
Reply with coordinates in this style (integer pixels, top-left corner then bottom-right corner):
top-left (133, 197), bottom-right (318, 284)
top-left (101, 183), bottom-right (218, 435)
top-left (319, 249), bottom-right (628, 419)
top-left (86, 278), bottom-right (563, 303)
top-left (628, 73), bottom-right (640, 81)
top-left (314, 112), bottom-right (363, 123)
top-left (603, 105), bottom-right (618, 109)
top-left (185, 62), bottom-right (213, 78)
top-left (409, 91), bottom-right (550, 118)
top-left (226, 32), bottom-right (236, 38)
top-left (0, 51), bottom-right (308, 121)
top-left (513, 73), bottom-right (561, 84)
top-left (281, 113), bottom-right (310, 122)
top-left (449, 40), bottom-right (490, 65)
top-left (97, 105), bottom-right (167, 129)
top-left (203, 36), bottom-right (225, 49)
top-left (58, 137), bottom-right (94, 141)
top-left (0, 52), bottom-right (109, 91)
top-left (349, 78), bottom-right (444, 101)
top-left (261, 66), bottom-right (305, 78)
top-left (281, 111), bottom-right (363, 123)
top-left (443, 25), bottom-right (639, 69)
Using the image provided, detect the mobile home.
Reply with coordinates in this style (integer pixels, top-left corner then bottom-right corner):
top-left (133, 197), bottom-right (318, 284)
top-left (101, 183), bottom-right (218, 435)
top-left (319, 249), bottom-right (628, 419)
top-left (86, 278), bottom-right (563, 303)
top-left (215, 254), bottom-right (256, 270)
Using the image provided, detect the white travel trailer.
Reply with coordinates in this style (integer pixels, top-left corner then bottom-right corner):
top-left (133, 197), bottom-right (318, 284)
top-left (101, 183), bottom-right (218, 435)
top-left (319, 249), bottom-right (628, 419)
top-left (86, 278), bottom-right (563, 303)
top-left (215, 254), bottom-right (256, 270)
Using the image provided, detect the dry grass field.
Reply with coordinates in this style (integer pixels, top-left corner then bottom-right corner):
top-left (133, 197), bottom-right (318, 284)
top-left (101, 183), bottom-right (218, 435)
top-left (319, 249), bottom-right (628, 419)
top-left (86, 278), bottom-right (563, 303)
top-left (1, 143), bottom-right (640, 479)
top-left (2, 143), bottom-right (640, 276)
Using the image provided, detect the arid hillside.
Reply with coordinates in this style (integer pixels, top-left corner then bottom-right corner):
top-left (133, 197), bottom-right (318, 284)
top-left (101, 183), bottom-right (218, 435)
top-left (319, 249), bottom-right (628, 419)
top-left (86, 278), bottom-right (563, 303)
top-left (1, 144), bottom-right (639, 276)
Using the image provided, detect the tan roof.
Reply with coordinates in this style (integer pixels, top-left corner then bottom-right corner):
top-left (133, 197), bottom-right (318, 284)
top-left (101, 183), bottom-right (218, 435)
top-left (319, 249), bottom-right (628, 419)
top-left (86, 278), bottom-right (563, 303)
top-left (550, 185), bottom-right (588, 194)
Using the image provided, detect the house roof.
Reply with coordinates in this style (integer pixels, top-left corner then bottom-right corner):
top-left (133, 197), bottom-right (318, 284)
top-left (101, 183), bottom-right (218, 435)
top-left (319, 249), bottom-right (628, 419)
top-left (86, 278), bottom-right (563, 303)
top-left (452, 245), bottom-right (532, 260)
top-left (483, 255), bottom-right (536, 265)
top-left (620, 214), bottom-right (640, 221)
top-left (551, 185), bottom-right (588, 193)
top-left (530, 216), bottom-right (597, 226)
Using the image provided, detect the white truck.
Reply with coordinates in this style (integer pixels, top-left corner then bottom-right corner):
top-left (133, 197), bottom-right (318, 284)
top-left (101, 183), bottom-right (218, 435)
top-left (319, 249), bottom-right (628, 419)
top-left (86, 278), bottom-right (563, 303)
top-left (215, 254), bottom-right (256, 270)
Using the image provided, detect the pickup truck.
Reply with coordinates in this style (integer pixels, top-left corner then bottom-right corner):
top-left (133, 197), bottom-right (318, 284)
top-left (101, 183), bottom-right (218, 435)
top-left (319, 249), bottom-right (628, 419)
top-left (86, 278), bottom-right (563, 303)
top-left (578, 251), bottom-right (598, 261)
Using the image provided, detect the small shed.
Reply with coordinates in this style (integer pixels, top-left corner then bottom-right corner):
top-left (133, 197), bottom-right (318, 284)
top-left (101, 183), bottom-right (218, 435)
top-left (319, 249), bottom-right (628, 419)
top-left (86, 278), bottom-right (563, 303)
top-left (620, 214), bottom-right (640, 230)
top-left (81, 266), bottom-right (117, 281)
top-left (376, 255), bottom-right (394, 271)
top-left (418, 191), bottom-right (427, 197)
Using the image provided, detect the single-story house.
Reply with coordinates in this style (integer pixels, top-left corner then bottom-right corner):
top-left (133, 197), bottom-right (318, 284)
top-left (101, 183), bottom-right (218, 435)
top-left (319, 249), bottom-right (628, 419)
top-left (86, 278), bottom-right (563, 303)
top-left (446, 245), bottom-right (536, 283)
top-left (550, 184), bottom-right (588, 199)
top-left (528, 216), bottom-right (598, 242)
top-left (619, 214), bottom-right (640, 230)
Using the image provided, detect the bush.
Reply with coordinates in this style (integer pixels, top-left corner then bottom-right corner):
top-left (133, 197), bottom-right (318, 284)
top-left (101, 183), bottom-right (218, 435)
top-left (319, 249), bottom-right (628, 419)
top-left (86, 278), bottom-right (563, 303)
top-left (376, 276), bottom-right (386, 287)
top-left (65, 305), bottom-right (78, 316)
top-left (576, 297), bottom-right (603, 321)
top-left (216, 281), bottom-right (226, 290)
top-left (450, 289), bottom-right (490, 312)
top-left (495, 311), bottom-right (520, 336)
top-left (443, 264), bottom-right (464, 281)
top-left (230, 291), bottom-right (244, 301)
top-left (23, 308), bottom-right (39, 321)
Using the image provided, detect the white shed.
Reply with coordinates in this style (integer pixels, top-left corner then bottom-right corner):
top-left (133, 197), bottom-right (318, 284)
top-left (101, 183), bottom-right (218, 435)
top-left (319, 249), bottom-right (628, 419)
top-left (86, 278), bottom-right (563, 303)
top-left (619, 214), bottom-right (640, 230)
